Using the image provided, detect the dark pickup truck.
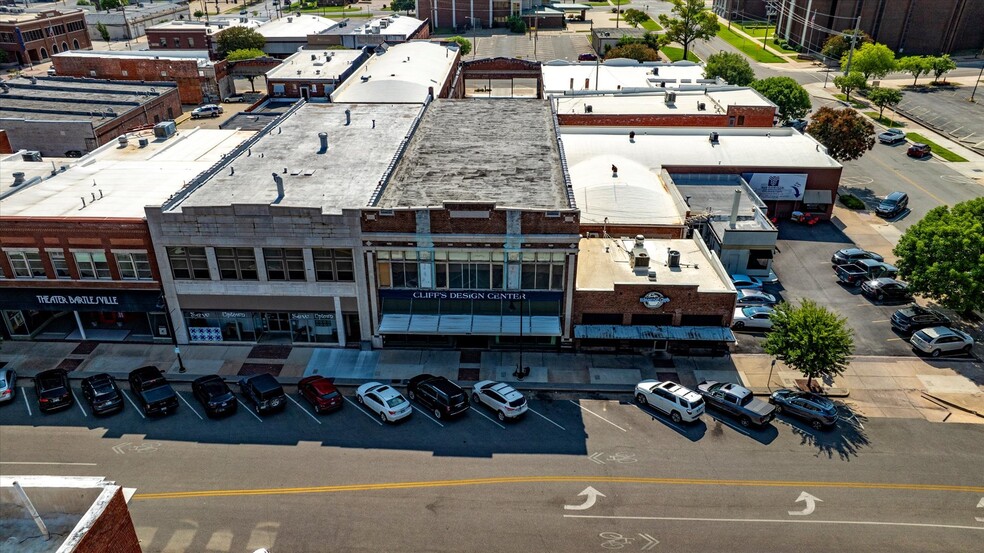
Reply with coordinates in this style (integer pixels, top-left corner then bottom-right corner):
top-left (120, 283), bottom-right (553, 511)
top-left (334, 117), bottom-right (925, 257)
top-left (128, 366), bottom-right (178, 416)
top-left (696, 381), bottom-right (776, 428)
top-left (835, 259), bottom-right (898, 286)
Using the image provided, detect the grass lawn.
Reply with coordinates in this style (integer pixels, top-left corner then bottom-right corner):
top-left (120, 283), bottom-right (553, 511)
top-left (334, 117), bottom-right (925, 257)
top-left (904, 133), bottom-right (969, 162)
top-left (662, 46), bottom-right (700, 63)
top-left (736, 23), bottom-right (770, 38)
top-left (833, 93), bottom-right (869, 109)
top-left (716, 26), bottom-right (786, 63)
top-left (641, 19), bottom-right (662, 31)
top-left (862, 112), bottom-right (905, 127)
top-left (296, 5), bottom-right (366, 13)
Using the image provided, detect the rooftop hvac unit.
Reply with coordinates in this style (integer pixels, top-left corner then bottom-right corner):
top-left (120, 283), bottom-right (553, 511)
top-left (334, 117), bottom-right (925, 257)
top-left (697, 102), bottom-right (706, 111)
top-left (138, 137), bottom-right (150, 148)
top-left (154, 120), bottom-right (177, 139)
top-left (664, 91), bottom-right (676, 104)
top-left (709, 131), bottom-right (719, 144)
top-left (667, 250), bottom-right (681, 268)
top-left (22, 151), bottom-right (42, 162)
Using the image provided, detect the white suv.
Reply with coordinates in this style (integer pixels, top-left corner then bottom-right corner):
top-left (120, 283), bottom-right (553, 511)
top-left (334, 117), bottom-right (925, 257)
top-left (909, 326), bottom-right (974, 357)
top-left (472, 380), bottom-right (528, 421)
top-left (191, 104), bottom-right (223, 119)
top-left (634, 380), bottom-right (705, 423)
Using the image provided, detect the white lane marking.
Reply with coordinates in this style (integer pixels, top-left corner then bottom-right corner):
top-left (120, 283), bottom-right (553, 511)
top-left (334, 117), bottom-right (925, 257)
top-left (119, 390), bottom-right (145, 419)
top-left (470, 406), bottom-right (506, 429)
top-left (22, 389), bottom-right (32, 416)
top-left (343, 396), bottom-right (383, 426)
top-left (175, 392), bottom-right (203, 421)
top-left (0, 461), bottom-right (98, 466)
top-left (563, 514), bottom-right (984, 531)
top-left (72, 390), bottom-right (87, 417)
top-left (529, 407), bottom-right (567, 431)
top-left (286, 395), bottom-right (322, 425)
top-left (568, 400), bottom-right (627, 432)
top-left (412, 405), bottom-right (445, 428)
top-left (237, 398), bottom-right (263, 422)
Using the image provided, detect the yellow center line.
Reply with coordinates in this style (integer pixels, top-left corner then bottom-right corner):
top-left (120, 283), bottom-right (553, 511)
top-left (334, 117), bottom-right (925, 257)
top-left (132, 476), bottom-right (984, 501)
top-left (866, 153), bottom-right (945, 205)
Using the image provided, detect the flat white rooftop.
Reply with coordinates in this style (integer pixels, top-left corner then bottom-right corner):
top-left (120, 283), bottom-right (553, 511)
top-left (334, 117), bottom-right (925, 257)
top-left (266, 49), bottom-right (363, 81)
top-left (542, 60), bottom-right (709, 95)
top-left (148, 18), bottom-right (261, 34)
top-left (53, 49), bottom-right (212, 62)
top-left (577, 237), bottom-right (730, 291)
top-left (258, 14), bottom-right (336, 38)
top-left (0, 129), bottom-right (253, 219)
top-left (554, 87), bottom-right (774, 116)
top-left (330, 41), bottom-right (458, 103)
top-left (322, 14), bottom-right (425, 37)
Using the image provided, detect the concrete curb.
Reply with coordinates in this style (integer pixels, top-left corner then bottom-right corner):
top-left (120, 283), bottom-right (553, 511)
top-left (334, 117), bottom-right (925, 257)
top-left (921, 392), bottom-right (984, 418)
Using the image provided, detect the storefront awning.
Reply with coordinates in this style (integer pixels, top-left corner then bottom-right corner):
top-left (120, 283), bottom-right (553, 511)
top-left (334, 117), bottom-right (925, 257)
top-left (574, 325), bottom-right (736, 342)
top-left (379, 314), bottom-right (562, 336)
top-left (802, 190), bottom-right (832, 204)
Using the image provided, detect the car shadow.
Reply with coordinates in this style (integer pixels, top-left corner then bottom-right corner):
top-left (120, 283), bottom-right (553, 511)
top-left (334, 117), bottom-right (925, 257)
top-left (776, 405), bottom-right (871, 461)
top-left (703, 412), bottom-right (779, 445)
top-left (775, 220), bottom-right (853, 243)
top-left (631, 403), bottom-right (707, 442)
top-left (876, 208), bottom-right (911, 222)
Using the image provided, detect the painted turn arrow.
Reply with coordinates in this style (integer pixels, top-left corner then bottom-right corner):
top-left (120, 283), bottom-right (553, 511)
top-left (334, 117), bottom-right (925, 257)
top-left (976, 497), bottom-right (983, 522)
top-left (788, 491), bottom-right (823, 516)
top-left (564, 487), bottom-right (606, 511)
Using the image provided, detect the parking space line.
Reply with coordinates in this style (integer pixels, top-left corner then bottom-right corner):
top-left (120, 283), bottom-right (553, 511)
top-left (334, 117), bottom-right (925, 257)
top-left (22, 389), bottom-right (32, 416)
top-left (237, 399), bottom-right (262, 422)
top-left (871, 319), bottom-right (890, 323)
top-left (176, 393), bottom-right (203, 421)
top-left (528, 407), bottom-right (566, 431)
top-left (286, 395), bottom-right (321, 425)
top-left (886, 337), bottom-right (904, 341)
top-left (469, 406), bottom-right (506, 429)
top-left (412, 406), bottom-right (445, 427)
top-left (568, 400), bottom-right (627, 432)
top-left (343, 396), bottom-right (383, 426)
top-left (71, 391), bottom-right (87, 417)
top-left (120, 390), bottom-right (145, 419)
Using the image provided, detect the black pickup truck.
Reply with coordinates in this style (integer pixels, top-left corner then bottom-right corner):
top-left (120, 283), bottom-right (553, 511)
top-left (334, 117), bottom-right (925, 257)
top-left (835, 259), bottom-right (898, 287)
top-left (128, 366), bottom-right (178, 417)
top-left (696, 381), bottom-right (776, 428)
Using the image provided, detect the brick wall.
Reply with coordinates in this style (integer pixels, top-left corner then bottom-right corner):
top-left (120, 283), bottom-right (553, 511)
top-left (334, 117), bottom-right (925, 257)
top-left (557, 104), bottom-right (775, 128)
top-left (580, 224), bottom-right (686, 239)
top-left (147, 28), bottom-right (214, 58)
top-left (73, 488), bottom-right (142, 553)
top-left (94, 87), bottom-right (182, 144)
top-left (0, 130), bottom-right (11, 154)
top-left (52, 55), bottom-right (214, 104)
top-left (574, 283), bottom-right (735, 326)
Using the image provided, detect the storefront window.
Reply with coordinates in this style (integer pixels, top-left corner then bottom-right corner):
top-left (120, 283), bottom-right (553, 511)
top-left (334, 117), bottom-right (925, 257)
top-left (215, 248), bottom-right (258, 280)
top-left (520, 252), bottom-right (565, 290)
top-left (73, 251), bottom-right (111, 280)
top-left (47, 251), bottom-right (71, 279)
top-left (7, 250), bottom-right (45, 278)
top-left (184, 310), bottom-right (337, 344)
top-left (263, 248), bottom-right (305, 281)
top-left (115, 252), bottom-right (153, 280)
top-left (3, 310), bottom-right (29, 336)
top-left (313, 248), bottom-right (354, 281)
top-left (433, 251), bottom-right (504, 290)
top-left (377, 250), bottom-right (420, 289)
top-left (290, 313), bottom-right (338, 343)
top-left (167, 246), bottom-right (210, 280)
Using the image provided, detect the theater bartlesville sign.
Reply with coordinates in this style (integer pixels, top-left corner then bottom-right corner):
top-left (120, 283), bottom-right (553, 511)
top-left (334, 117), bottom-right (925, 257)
top-left (0, 287), bottom-right (161, 312)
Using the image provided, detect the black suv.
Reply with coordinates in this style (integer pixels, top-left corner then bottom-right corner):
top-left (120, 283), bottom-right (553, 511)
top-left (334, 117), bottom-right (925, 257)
top-left (891, 305), bottom-right (952, 335)
top-left (80, 373), bottom-right (123, 416)
top-left (407, 374), bottom-right (469, 420)
top-left (128, 366), bottom-right (179, 417)
top-left (239, 373), bottom-right (286, 415)
top-left (192, 375), bottom-right (237, 418)
top-left (34, 369), bottom-right (73, 414)
top-left (875, 191), bottom-right (908, 218)
top-left (831, 247), bottom-right (883, 267)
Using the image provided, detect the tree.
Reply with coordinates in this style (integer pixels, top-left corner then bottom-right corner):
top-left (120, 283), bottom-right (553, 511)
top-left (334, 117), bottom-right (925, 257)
top-left (832, 71), bottom-right (866, 101)
top-left (658, 0), bottom-right (719, 61)
top-left (897, 55), bottom-right (932, 86)
top-left (505, 15), bottom-right (526, 34)
top-left (806, 106), bottom-right (875, 161)
top-left (447, 36), bottom-right (471, 56)
top-left (225, 48), bottom-right (266, 61)
top-left (763, 300), bottom-right (855, 390)
top-left (820, 29), bottom-right (871, 61)
top-left (390, 0), bottom-right (414, 15)
top-left (605, 43), bottom-right (659, 62)
top-left (929, 54), bottom-right (956, 84)
top-left (622, 8), bottom-right (650, 28)
top-left (704, 51), bottom-right (755, 86)
top-left (193, 10), bottom-right (204, 20)
top-left (750, 76), bottom-right (811, 123)
top-left (217, 27), bottom-right (265, 59)
top-left (867, 86), bottom-right (903, 118)
top-left (894, 198), bottom-right (984, 315)
top-left (840, 42), bottom-right (895, 81)
top-left (96, 22), bottom-right (110, 44)
top-left (100, 0), bottom-right (127, 9)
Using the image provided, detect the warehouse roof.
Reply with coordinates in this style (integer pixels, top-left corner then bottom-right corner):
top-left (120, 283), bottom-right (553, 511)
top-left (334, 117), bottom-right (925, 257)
top-left (266, 49), bottom-right (364, 81)
top-left (0, 77), bottom-right (177, 126)
top-left (542, 60), bottom-right (709, 95)
top-left (330, 41), bottom-right (458, 103)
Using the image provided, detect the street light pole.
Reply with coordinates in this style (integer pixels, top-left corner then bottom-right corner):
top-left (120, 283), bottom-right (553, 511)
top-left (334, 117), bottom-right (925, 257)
top-left (970, 62), bottom-right (984, 103)
top-left (175, 347), bottom-right (187, 373)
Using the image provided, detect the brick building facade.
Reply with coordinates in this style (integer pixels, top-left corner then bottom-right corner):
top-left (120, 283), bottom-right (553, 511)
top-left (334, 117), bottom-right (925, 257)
top-left (0, 9), bottom-right (92, 65)
top-left (556, 104), bottom-right (777, 127)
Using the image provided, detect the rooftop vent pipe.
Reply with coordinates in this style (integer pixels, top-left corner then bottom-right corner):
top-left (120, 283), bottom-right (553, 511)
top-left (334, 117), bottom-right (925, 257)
top-left (12, 172), bottom-right (26, 186)
top-left (272, 173), bottom-right (284, 203)
top-left (344, 109), bottom-right (351, 125)
top-left (729, 188), bottom-right (741, 229)
top-left (318, 132), bottom-right (328, 153)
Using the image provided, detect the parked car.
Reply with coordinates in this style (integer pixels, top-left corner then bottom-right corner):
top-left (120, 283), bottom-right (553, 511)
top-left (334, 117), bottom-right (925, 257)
top-left (831, 247), bottom-right (884, 267)
top-left (732, 306), bottom-right (774, 330)
top-left (80, 373), bottom-right (123, 416)
top-left (223, 95), bottom-right (245, 103)
top-left (696, 381), bottom-right (776, 427)
top-left (634, 380), bottom-right (705, 423)
top-left (190, 104), bottom-right (223, 119)
top-left (836, 259), bottom-right (898, 287)
top-left (407, 374), bottom-right (469, 420)
top-left (730, 274), bottom-right (763, 290)
top-left (0, 368), bottom-right (16, 404)
top-left (877, 128), bottom-right (906, 144)
top-left (472, 380), bottom-right (528, 421)
top-left (34, 368), bottom-right (73, 414)
top-left (891, 305), bottom-right (951, 335)
top-left (298, 375), bottom-right (343, 414)
top-left (578, 53), bottom-right (598, 61)
top-left (907, 142), bottom-right (931, 158)
top-left (860, 278), bottom-right (910, 302)
top-left (875, 191), bottom-right (908, 218)
top-left (192, 375), bottom-right (237, 417)
top-left (909, 326), bottom-right (974, 357)
top-left (769, 389), bottom-right (838, 430)
top-left (356, 382), bottom-right (411, 423)
top-left (787, 118), bottom-right (808, 132)
top-left (128, 366), bottom-right (178, 417)
top-left (238, 373), bottom-right (287, 415)
top-left (735, 289), bottom-right (777, 307)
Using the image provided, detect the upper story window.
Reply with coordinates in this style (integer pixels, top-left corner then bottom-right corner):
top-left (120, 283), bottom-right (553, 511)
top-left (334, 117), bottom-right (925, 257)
top-left (167, 246), bottom-right (210, 280)
top-left (313, 248), bottom-right (354, 282)
top-left (48, 250), bottom-right (71, 279)
top-left (215, 247), bottom-right (258, 281)
top-left (377, 250), bottom-right (420, 288)
top-left (263, 248), bottom-right (305, 281)
top-left (521, 252), bottom-right (565, 290)
top-left (115, 252), bottom-right (153, 281)
top-left (74, 251), bottom-right (112, 280)
top-left (434, 250), bottom-right (504, 290)
top-left (7, 250), bottom-right (45, 278)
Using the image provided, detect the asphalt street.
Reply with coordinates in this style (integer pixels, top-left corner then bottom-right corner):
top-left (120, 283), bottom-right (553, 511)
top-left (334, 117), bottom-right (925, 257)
top-left (2, 382), bottom-right (982, 552)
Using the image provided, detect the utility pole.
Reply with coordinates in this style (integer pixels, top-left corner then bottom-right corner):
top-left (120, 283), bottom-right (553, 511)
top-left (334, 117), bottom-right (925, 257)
top-left (843, 16), bottom-right (861, 75)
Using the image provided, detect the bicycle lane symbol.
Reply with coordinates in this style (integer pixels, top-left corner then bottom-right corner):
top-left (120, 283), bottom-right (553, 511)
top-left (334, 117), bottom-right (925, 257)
top-left (598, 532), bottom-right (659, 550)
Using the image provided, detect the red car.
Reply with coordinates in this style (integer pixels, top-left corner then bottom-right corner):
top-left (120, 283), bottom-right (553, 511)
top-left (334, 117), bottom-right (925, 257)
top-left (907, 143), bottom-right (931, 158)
top-left (298, 376), bottom-right (343, 414)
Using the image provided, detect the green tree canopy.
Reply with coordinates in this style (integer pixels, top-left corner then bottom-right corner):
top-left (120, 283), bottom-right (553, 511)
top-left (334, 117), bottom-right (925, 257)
top-left (447, 36), bottom-right (472, 56)
top-left (96, 22), bottom-right (110, 43)
top-left (750, 76), bottom-right (811, 123)
top-left (99, 0), bottom-right (128, 10)
top-left (806, 106), bottom-right (875, 161)
top-left (866, 86), bottom-right (903, 117)
top-left (841, 42), bottom-right (895, 80)
top-left (658, 0), bottom-right (719, 60)
top-left (193, 10), bottom-right (205, 20)
top-left (704, 51), bottom-right (755, 86)
top-left (622, 8), bottom-right (650, 28)
top-left (605, 43), bottom-right (660, 62)
top-left (390, 0), bottom-right (414, 14)
top-left (225, 48), bottom-right (266, 61)
top-left (505, 15), bottom-right (526, 34)
top-left (820, 29), bottom-right (871, 61)
top-left (893, 197), bottom-right (984, 314)
top-left (832, 71), bottom-right (867, 101)
top-left (217, 27), bottom-right (266, 59)
top-left (897, 55), bottom-right (933, 86)
top-left (929, 54), bottom-right (956, 83)
top-left (763, 300), bottom-right (855, 389)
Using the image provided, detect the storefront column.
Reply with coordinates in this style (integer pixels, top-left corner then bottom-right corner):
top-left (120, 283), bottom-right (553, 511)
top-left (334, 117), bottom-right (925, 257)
top-left (365, 250), bottom-right (382, 348)
top-left (563, 252), bottom-right (576, 341)
top-left (254, 247), bottom-right (268, 281)
top-left (72, 311), bottom-right (87, 341)
top-left (334, 296), bottom-right (346, 347)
